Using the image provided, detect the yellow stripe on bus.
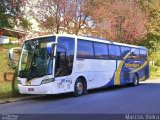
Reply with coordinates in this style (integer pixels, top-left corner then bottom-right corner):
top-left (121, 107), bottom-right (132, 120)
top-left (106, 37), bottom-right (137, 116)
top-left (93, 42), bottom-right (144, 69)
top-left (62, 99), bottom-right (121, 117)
top-left (129, 61), bottom-right (148, 73)
top-left (114, 60), bottom-right (125, 85)
top-left (139, 76), bottom-right (146, 81)
top-left (114, 52), bottom-right (131, 85)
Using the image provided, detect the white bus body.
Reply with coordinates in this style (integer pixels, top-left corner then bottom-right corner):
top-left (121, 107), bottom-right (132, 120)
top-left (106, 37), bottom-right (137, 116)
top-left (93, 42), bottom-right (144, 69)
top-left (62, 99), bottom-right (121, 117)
top-left (11, 34), bottom-right (149, 96)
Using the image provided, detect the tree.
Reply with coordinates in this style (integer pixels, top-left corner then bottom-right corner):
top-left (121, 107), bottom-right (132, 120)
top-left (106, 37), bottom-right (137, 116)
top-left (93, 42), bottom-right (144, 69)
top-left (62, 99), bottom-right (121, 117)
top-left (0, 0), bottom-right (32, 96)
top-left (0, 0), bottom-right (25, 28)
top-left (90, 0), bottom-right (147, 44)
top-left (64, 0), bottom-right (94, 35)
top-left (28, 0), bottom-right (94, 35)
top-left (139, 0), bottom-right (160, 54)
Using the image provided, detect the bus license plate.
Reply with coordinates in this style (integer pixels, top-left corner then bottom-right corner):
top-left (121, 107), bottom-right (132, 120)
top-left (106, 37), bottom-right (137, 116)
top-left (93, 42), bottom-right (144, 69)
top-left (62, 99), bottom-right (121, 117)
top-left (28, 88), bottom-right (34, 91)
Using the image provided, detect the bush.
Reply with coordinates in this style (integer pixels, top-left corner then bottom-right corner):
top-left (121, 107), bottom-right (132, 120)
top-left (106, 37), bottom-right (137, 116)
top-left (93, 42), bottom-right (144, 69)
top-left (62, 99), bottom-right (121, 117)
top-left (155, 56), bottom-right (160, 66)
top-left (150, 65), bottom-right (159, 77)
top-left (2, 43), bottom-right (20, 49)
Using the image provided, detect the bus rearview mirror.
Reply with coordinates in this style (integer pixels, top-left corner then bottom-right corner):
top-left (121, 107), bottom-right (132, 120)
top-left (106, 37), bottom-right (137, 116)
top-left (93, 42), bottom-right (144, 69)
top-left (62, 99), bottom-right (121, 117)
top-left (47, 42), bottom-right (58, 55)
top-left (9, 49), bottom-right (13, 61)
top-left (9, 47), bottom-right (22, 61)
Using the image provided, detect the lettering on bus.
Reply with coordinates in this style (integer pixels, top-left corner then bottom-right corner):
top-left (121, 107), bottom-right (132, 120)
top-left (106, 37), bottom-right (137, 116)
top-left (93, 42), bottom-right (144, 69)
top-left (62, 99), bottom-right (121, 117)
top-left (125, 63), bottom-right (140, 68)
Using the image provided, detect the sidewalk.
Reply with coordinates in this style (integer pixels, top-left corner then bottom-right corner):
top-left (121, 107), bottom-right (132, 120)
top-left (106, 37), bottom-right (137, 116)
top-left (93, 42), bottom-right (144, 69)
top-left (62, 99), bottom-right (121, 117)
top-left (0, 95), bottom-right (44, 104)
top-left (140, 78), bottom-right (160, 83)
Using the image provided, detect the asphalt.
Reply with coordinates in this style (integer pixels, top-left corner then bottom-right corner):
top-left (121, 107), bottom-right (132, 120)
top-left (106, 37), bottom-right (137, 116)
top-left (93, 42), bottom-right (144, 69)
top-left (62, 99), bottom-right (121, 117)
top-left (0, 79), bottom-right (160, 114)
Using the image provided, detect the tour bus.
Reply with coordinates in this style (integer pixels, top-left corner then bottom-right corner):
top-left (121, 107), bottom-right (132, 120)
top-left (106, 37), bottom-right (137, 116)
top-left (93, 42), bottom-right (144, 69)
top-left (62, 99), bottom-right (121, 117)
top-left (9, 34), bottom-right (149, 96)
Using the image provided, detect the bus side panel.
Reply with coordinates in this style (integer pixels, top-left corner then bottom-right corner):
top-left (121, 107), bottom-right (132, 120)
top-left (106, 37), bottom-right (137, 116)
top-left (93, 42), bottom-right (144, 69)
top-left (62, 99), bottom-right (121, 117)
top-left (104, 59), bottom-right (149, 87)
top-left (121, 59), bottom-right (142, 84)
top-left (136, 60), bottom-right (149, 81)
top-left (123, 60), bottom-right (149, 83)
top-left (74, 59), bottom-right (116, 89)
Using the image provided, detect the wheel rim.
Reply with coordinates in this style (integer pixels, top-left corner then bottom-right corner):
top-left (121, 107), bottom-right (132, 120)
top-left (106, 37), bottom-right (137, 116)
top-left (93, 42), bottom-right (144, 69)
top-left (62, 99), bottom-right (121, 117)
top-left (76, 82), bottom-right (83, 94)
top-left (134, 75), bottom-right (138, 85)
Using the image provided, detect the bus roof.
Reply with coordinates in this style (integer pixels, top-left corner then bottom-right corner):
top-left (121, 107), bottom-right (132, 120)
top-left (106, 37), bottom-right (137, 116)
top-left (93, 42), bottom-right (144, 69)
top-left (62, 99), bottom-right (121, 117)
top-left (24, 34), bottom-right (147, 50)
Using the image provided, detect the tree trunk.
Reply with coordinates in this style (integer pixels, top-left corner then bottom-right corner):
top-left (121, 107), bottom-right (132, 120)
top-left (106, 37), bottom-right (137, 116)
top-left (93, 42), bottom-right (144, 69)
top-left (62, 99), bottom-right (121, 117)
top-left (12, 69), bottom-right (19, 97)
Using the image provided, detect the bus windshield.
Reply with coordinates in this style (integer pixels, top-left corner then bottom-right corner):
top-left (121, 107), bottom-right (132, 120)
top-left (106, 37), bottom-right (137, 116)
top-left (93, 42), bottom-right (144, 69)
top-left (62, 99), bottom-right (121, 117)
top-left (18, 36), bottom-right (55, 78)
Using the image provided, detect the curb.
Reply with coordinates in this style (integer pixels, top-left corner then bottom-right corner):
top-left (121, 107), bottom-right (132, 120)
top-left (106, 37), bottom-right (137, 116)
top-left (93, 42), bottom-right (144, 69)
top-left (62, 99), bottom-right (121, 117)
top-left (0, 95), bottom-right (45, 104)
top-left (140, 79), bottom-right (160, 83)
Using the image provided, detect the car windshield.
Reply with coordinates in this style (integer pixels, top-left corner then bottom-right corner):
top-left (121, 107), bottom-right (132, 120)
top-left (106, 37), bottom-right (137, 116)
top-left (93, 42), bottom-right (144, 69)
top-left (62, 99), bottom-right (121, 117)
top-left (18, 36), bottom-right (55, 78)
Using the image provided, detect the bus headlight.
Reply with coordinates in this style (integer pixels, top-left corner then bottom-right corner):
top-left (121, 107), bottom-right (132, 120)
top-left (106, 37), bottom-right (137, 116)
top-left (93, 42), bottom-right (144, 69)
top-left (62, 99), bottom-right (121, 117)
top-left (41, 78), bottom-right (55, 84)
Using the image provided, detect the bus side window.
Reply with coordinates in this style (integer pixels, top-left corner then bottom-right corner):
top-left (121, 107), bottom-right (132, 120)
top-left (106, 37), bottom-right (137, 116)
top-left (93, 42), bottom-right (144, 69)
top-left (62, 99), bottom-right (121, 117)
top-left (114, 45), bottom-right (121, 59)
top-left (131, 48), bottom-right (140, 60)
top-left (77, 39), bottom-right (94, 59)
top-left (94, 42), bottom-right (109, 59)
top-left (108, 45), bottom-right (116, 59)
top-left (120, 47), bottom-right (131, 59)
top-left (140, 49), bottom-right (147, 60)
top-left (108, 45), bottom-right (121, 59)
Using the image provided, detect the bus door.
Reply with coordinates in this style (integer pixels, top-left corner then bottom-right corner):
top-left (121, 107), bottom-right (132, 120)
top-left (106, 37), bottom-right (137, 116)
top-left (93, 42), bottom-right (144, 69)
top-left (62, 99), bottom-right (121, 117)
top-left (119, 47), bottom-right (131, 84)
top-left (54, 37), bottom-right (75, 93)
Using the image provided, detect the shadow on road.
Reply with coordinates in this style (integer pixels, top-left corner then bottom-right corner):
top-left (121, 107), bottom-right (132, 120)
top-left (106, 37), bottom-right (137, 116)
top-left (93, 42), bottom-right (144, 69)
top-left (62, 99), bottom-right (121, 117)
top-left (32, 83), bottom-right (149, 101)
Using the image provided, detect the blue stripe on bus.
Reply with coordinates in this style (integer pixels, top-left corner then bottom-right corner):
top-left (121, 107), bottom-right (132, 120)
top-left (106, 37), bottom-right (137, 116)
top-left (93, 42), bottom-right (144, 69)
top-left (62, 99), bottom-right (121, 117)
top-left (103, 60), bottom-right (149, 87)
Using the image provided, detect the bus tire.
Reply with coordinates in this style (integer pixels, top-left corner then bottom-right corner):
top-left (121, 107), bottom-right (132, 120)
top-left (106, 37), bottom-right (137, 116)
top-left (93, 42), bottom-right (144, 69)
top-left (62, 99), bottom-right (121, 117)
top-left (132, 73), bottom-right (139, 86)
top-left (74, 78), bottom-right (87, 97)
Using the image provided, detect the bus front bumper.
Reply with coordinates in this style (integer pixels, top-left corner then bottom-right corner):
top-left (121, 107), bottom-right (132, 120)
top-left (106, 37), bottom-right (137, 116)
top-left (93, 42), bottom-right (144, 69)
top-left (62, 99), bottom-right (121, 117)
top-left (18, 83), bottom-right (56, 94)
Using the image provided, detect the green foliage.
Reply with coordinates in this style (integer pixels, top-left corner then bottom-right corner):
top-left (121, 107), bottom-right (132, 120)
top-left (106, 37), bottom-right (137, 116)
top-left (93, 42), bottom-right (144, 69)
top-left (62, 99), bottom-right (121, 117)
top-left (19, 18), bottom-right (32, 31)
top-left (138, 0), bottom-right (160, 52)
top-left (0, 0), bottom-right (30, 31)
top-left (155, 60), bottom-right (160, 67)
top-left (141, 34), bottom-right (160, 54)
top-left (8, 60), bottom-right (18, 70)
top-left (0, 0), bottom-right (21, 28)
top-left (148, 51), bottom-right (158, 63)
top-left (2, 43), bottom-right (19, 49)
top-left (150, 65), bottom-right (159, 78)
top-left (154, 55), bottom-right (160, 66)
top-left (150, 65), bottom-right (159, 72)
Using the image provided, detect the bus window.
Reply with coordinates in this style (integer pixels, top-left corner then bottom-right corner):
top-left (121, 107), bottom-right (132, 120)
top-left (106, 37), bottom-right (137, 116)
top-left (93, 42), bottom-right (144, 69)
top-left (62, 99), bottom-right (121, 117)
top-left (114, 45), bottom-right (121, 59)
top-left (77, 39), bottom-right (94, 58)
top-left (108, 45), bottom-right (121, 59)
top-left (94, 42), bottom-right (109, 59)
top-left (108, 45), bottom-right (116, 59)
top-left (121, 47), bottom-right (131, 59)
top-left (131, 49), bottom-right (140, 59)
top-left (140, 49), bottom-right (147, 60)
top-left (55, 37), bottom-right (75, 77)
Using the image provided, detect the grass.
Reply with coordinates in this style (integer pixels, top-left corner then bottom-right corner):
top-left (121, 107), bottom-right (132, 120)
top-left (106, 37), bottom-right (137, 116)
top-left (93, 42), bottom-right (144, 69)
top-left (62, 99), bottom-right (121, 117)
top-left (0, 81), bottom-right (27, 99)
top-left (0, 81), bottom-right (12, 99)
top-left (0, 44), bottom-right (21, 100)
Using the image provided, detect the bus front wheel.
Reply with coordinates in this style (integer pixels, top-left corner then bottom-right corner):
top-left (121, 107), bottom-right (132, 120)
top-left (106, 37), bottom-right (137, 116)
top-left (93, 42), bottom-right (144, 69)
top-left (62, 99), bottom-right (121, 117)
top-left (74, 78), bottom-right (87, 96)
top-left (132, 74), bottom-right (139, 86)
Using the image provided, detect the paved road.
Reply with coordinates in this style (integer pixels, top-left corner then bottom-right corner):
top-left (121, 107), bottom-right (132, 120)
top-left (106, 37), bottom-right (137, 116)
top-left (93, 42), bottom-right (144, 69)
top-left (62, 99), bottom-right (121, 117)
top-left (0, 79), bottom-right (160, 114)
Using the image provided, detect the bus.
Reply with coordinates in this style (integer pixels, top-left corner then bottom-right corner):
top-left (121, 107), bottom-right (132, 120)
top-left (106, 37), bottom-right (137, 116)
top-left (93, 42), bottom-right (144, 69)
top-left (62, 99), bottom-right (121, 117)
top-left (9, 34), bottom-right (149, 96)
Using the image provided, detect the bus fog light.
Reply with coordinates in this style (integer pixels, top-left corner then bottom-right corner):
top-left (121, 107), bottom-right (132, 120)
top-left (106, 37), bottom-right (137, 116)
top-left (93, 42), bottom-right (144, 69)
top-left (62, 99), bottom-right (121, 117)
top-left (17, 80), bottom-right (22, 84)
top-left (41, 78), bottom-right (55, 84)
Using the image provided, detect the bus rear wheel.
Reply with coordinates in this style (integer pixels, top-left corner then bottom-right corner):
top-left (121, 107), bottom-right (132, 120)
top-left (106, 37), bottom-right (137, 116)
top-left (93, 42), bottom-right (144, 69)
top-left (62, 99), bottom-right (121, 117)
top-left (74, 78), bottom-right (87, 96)
top-left (132, 74), bottom-right (139, 86)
